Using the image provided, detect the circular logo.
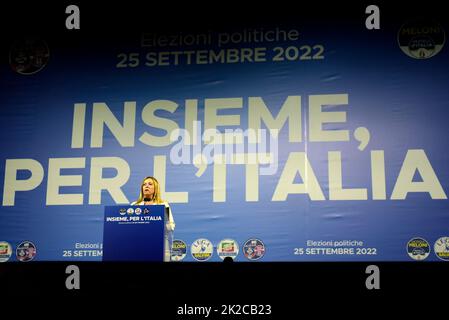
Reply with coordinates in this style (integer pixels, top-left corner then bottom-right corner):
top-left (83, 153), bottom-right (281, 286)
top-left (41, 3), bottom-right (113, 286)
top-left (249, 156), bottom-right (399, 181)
top-left (135, 208), bottom-right (142, 215)
top-left (217, 239), bottom-right (239, 260)
top-left (407, 237), bottom-right (430, 261)
top-left (16, 241), bottom-right (37, 262)
top-left (9, 38), bottom-right (50, 75)
top-left (191, 238), bottom-right (213, 261)
top-left (119, 208), bottom-right (127, 215)
top-left (127, 208), bottom-right (134, 215)
top-left (171, 239), bottom-right (187, 262)
top-left (434, 237), bottom-right (449, 261)
top-left (243, 238), bottom-right (265, 261)
top-left (0, 241), bottom-right (13, 263)
top-left (398, 20), bottom-right (445, 59)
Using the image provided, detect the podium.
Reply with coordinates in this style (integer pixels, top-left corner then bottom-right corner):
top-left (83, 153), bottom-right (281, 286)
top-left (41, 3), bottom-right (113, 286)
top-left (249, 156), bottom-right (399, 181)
top-left (103, 205), bottom-right (165, 261)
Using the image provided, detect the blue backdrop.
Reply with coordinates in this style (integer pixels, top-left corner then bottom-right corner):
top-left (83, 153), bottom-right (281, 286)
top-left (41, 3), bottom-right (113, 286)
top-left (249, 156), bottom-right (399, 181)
top-left (1, 13), bottom-right (448, 262)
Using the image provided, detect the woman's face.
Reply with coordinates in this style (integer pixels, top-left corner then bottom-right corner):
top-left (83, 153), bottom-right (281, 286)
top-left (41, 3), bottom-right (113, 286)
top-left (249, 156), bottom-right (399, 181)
top-left (142, 179), bottom-right (155, 197)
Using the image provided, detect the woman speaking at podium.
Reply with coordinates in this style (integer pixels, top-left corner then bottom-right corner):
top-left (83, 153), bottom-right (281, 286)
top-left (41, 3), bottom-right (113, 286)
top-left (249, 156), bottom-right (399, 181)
top-left (131, 176), bottom-right (175, 262)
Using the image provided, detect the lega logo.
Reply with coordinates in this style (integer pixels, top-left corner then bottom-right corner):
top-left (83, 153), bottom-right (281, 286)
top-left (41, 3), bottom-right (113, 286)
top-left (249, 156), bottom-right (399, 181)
top-left (434, 237), bottom-right (449, 261)
top-left (398, 20), bottom-right (445, 59)
top-left (191, 238), bottom-right (213, 261)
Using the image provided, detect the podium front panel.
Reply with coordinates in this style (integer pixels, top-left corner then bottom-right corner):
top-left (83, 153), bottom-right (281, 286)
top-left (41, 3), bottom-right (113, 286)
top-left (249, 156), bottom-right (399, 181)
top-left (103, 205), bottom-right (165, 261)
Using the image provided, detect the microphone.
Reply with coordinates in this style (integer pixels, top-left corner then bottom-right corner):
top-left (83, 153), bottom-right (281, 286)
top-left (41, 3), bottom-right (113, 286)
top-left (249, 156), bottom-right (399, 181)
top-left (143, 197), bottom-right (152, 202)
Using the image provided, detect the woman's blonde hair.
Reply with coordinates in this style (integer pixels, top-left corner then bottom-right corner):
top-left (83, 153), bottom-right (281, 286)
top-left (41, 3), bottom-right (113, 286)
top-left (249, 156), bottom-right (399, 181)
top-left (135, 176), bottom-right (164, 204)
